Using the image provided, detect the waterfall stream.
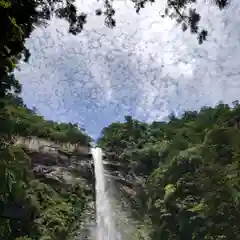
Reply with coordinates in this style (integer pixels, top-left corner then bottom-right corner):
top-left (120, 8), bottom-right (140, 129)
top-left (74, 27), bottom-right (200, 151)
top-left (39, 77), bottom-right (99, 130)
top-left (92, 147), bottom-right (121, 240)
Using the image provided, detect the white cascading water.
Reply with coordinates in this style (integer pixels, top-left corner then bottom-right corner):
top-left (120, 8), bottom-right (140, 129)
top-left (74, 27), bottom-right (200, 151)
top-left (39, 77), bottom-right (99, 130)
top-left (92, 147), bottom-right (121, 240)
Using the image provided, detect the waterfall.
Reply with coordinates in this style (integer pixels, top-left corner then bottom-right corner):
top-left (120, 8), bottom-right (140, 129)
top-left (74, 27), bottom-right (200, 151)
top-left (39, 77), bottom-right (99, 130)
top-left (92, 147), bottom-right (120, 240)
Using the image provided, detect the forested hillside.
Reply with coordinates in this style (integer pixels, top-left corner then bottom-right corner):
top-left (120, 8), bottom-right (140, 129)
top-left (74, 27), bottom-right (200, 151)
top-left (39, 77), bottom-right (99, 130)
top-left (98, 102), bottom-right (240, 240)
top-left (0, 93), bottom-right (93, 240)
top-left (1, 93), bottom-right (92, 145)
top-left (1, 0), bottom-right (238, 239)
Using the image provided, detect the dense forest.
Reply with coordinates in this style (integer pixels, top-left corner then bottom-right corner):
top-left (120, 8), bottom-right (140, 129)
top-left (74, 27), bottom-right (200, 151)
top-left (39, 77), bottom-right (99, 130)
top-left (1, 93), bottom-right (92, 145)
top-left (0, 1), bottom-right (93, 239)
top-left (2, 92), bottom-right (240, 239)
top-left (1, 0), bottom-right (239, 239)
top-left (0, 92), bottom-right (92, 240)
top-left (98, 103), bottom-right (240, 240)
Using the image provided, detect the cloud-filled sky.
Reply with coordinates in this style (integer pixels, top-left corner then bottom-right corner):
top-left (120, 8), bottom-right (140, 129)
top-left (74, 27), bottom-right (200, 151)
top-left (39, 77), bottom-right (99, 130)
top-left (15, 0), bottom-right (240, 139)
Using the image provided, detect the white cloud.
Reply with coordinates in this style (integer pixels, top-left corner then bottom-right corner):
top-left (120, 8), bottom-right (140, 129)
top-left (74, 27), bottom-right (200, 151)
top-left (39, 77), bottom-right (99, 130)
top-left (15, 0), bottom-right (240, 138)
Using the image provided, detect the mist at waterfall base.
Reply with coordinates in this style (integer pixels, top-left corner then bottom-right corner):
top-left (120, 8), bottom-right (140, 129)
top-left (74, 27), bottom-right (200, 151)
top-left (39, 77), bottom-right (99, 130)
top-left (92, 148), bottom-right (134, 240)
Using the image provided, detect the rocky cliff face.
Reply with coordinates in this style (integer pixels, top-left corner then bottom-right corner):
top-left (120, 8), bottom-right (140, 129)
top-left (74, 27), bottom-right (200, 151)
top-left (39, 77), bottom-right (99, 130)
top-left (15, 137), bottom-right (94, 189)
top-left (12, 137), bottom-right (140, 239)
top-left (10, 136), bottom-right (97, 240)
top-left (1, 136), bottom-right (96, 237)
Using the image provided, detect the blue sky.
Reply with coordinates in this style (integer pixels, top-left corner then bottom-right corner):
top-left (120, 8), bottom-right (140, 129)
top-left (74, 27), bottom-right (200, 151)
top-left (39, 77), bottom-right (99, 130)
top-left (15, 0), bottom-right (240, 140)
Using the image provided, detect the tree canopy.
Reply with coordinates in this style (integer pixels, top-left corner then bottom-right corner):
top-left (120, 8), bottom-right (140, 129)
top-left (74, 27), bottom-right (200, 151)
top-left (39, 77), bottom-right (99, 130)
top-left (1, 93), bottom-right (92, 145)
top-left (98, 102), bottom-right (240, 240)
top-left (0, 92), bottom-right (92, 239)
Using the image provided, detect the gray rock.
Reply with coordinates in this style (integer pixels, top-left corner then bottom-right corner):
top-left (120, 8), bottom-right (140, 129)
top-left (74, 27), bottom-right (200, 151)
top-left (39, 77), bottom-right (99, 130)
top-left (14, 137), bottom-right (94, 187)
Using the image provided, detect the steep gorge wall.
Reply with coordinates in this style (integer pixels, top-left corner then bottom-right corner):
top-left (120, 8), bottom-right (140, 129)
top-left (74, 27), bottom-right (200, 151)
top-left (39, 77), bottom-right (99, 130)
top-left (12, 137), bottom-right (143, 239)
top-left (0, 137), bottom-right (95, 240)
top-left (1, 136), bottom-right (96, 228)
top-left (15, 136), bottom-right (94, 187)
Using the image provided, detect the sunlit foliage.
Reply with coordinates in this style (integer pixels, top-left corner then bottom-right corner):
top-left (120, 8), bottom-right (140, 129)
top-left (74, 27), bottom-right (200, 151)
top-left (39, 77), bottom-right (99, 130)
top-left (98, 102), bottom-right (240, 240)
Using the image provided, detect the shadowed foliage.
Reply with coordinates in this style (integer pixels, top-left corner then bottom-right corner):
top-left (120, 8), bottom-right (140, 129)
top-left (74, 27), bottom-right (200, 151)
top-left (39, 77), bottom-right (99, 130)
top-left (0, 93), bottom-right (92, 239)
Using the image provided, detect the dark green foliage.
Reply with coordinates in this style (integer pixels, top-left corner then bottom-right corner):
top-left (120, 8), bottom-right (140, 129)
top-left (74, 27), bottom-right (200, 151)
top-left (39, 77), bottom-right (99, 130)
top-left (0, 2), bottom-right (94, 238)
top-left (1, 93), bottom-right (92, 145)
top-left (98, 102), bottom-right (240, 240)
top-left (0, 93), bottom-right (92, 239)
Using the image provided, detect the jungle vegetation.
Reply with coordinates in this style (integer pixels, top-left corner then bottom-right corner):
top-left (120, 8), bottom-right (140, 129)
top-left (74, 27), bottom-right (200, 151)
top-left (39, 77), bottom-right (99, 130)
top-left (98, 103), bottom-right (240, 240)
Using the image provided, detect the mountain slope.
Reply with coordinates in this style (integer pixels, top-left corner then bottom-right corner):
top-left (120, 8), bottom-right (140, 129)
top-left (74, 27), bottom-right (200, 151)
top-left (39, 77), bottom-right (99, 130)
top-left (98, 102), bottom-right (240, 240)
top-left (0, 93), bottom-right (93, 240)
